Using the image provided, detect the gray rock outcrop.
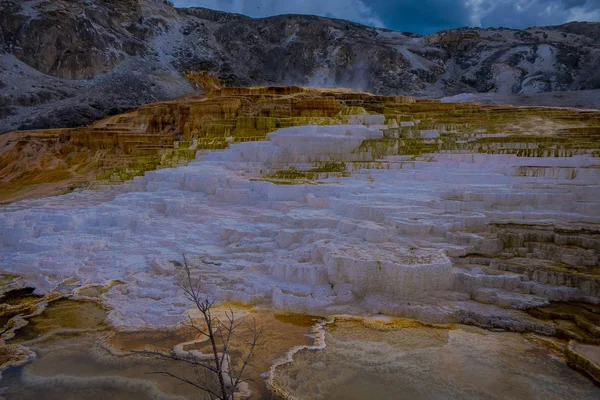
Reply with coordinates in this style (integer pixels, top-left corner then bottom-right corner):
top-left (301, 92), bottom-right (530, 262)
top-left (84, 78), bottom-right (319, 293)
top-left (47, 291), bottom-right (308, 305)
top-left (1, 0), bottom-right (599, 133)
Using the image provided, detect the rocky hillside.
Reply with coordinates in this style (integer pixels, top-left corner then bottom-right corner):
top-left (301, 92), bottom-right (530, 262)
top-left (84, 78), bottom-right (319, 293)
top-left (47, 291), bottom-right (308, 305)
top-left (1, 0), bottom-right (600, 133)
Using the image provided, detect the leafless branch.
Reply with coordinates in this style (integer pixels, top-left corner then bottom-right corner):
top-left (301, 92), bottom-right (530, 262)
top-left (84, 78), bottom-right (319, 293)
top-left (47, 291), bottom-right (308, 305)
top-left (150, 369), bottom-right (221, 399)
top-left (130, 254), bottom-right (263, 400)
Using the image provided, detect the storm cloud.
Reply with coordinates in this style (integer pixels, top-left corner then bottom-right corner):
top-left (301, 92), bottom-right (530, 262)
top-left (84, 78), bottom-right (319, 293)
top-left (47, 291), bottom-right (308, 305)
top-left (172, 0), bottom-right (600, 34)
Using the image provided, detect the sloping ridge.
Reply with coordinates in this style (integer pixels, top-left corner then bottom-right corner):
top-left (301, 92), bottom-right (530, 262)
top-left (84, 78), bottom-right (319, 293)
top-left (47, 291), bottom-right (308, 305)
top-left (0, 0), bottom-right (599, 133)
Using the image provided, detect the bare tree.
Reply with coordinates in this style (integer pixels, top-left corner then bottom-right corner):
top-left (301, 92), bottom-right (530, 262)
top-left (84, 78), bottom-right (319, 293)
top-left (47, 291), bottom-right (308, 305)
top-left (134, 255), bottom-right (262, 400)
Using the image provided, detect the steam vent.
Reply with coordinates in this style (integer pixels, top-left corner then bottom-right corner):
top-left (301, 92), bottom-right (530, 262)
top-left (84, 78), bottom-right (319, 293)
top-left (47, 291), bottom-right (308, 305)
top-left (2, 84), bottom-right (600, 399)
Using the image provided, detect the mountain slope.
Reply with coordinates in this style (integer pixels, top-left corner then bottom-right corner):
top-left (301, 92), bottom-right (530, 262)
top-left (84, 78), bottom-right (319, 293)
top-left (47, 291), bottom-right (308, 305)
top-left (1, 0), bottom-right (599, 133)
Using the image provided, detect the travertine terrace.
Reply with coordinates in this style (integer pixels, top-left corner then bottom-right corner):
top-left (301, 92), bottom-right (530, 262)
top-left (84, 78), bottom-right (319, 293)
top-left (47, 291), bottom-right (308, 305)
top-left (1, 87), bottom-right (600, 389)
top-left (1, 86), bottom-right (408, 203)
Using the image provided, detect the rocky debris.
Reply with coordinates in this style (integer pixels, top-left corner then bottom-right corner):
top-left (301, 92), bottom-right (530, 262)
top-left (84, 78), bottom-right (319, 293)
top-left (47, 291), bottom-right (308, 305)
top-left (0, 52), bottom-right (194, 134)
top-left (1, 0), bottom-right (599, 133)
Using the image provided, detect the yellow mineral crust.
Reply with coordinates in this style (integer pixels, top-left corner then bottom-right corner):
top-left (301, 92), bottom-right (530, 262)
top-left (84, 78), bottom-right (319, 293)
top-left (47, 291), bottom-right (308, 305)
top-left (1, 86), bottom-right (598, 203)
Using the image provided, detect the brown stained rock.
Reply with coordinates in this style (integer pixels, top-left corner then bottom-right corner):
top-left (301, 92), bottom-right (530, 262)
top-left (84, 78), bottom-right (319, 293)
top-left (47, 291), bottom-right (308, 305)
top-left (0, 343), bottom-right (33, 380)
top-left (1, 85), bottom-right (599, 205)
top-left (527, 302), bottom-right (600, 346)
top-left (567, 341), bottom-right (600, 384)
top-left (0, 87), bottom-right (381, 202)
top-left (9, 299), bottom-right (107, 343)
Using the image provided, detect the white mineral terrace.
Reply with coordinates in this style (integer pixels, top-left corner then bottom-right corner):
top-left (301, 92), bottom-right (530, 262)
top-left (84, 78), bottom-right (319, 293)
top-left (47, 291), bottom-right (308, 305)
top-left (1, 123), bottom-right (599, 329)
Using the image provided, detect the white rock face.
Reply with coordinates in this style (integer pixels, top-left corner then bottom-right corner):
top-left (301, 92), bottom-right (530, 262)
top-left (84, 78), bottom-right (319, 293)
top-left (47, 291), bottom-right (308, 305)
top-left (1, 123), bottom-right (599, 328)
top-left (320, 243), bottom-right (452, 298)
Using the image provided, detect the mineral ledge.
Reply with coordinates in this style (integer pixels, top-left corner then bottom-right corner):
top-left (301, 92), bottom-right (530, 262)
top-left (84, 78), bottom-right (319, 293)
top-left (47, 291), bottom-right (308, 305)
top-left (1, 120), bottom-right (599, 337)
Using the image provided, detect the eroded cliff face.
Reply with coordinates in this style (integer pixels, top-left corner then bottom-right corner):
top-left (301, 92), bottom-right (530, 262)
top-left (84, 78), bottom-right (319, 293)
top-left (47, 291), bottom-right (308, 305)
top-left (1, 0), bottom-right (599, 133)
top-left (0, 0), bottom-right (183, 79)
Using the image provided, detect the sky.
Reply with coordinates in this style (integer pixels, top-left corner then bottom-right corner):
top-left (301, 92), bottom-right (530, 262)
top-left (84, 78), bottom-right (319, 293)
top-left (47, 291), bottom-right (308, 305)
top-left (172, 0), bottom-right (600, 34)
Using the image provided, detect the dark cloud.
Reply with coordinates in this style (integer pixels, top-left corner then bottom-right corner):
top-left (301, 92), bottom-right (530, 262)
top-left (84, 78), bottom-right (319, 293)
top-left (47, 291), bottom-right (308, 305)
top-left (561, 0), bottom-right (589, 7)
top-left (478, 0), bottom-right (600, 29)
top-left (366, 0), bottom-right (473, 34)
top-left (172, 0), bottom-right (600, 34)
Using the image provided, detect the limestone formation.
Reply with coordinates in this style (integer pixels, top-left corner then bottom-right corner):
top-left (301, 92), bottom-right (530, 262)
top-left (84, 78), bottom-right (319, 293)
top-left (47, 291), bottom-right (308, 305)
top-left (0, 87), bottom-right (360, 203)
top-left (3, 85), bottom-right (598, 205)
top-left (1, 93), bottom-right (599, 335)
top-left (1, 84), bottom-right (600, 393)
top-left (2, 2), bottom-right (600, 397)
